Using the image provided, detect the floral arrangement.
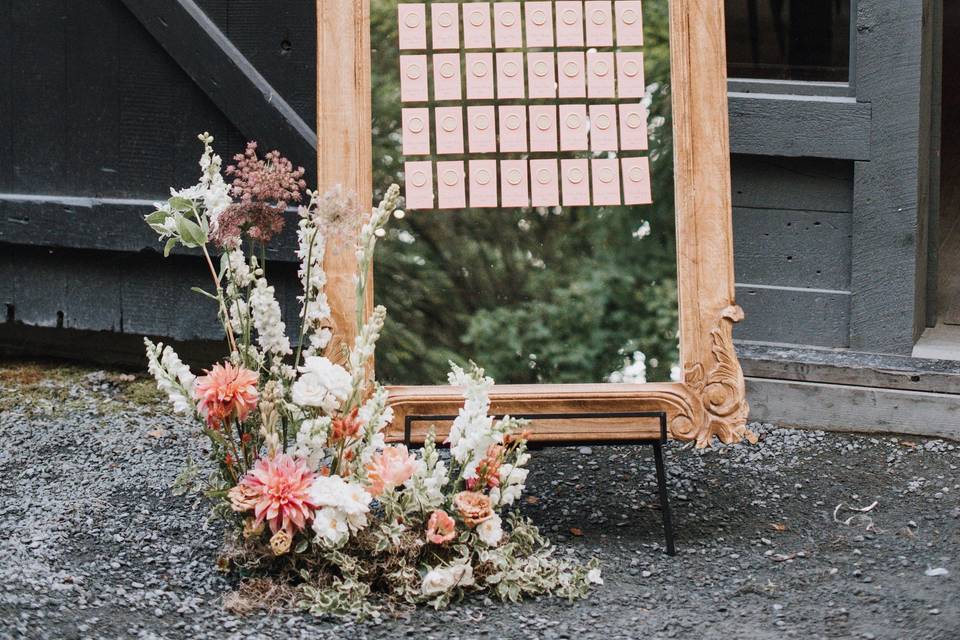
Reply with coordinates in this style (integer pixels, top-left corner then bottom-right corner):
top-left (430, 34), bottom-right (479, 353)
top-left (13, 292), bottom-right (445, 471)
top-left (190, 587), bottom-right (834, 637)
top-left (143, 134), bottom-right (599, 618)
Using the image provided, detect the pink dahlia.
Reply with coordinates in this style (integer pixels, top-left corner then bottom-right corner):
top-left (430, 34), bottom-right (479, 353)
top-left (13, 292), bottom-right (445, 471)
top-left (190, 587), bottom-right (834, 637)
top-left (228, 454), bottom-right (319, 534)
top-left (195, 362), bottom-right (259, 429)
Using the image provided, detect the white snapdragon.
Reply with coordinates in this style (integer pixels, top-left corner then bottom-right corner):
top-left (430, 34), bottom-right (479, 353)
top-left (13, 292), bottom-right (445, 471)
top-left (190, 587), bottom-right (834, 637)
top-left (291, 356), bottom-right (351, 412)
top-left (196, 132), bottom-right (232, 224)
top-left (421, 560), bottom-right (475, 596)
top-left (296, 211), bottom-right (332, 357)
top-left (490, 459), bottom-right (530, 507)
top-left (144, 338), bottom-right (195, 415)
top-left (355, 385), bottom-right (393, 465)
top-left (291, 417), bottom-right (332, 471)
top-left (348, 306), bottom-right (386, 390)
top-left (309, 475), bottom-right (373, 546)
top-left (446, 364), bottom-right (502, 479)
top-left (250, 278), bottom-right (292, 357)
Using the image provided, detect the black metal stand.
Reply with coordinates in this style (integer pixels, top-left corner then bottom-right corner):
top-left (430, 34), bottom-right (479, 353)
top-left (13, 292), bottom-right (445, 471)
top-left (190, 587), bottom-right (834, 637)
top-left (403, 410), bottom-right (676, 556)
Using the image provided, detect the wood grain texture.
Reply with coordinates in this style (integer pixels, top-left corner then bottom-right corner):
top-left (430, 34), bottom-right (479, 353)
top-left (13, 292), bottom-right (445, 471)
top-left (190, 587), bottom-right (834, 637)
top-left (735, 284), bottom-right (850, 348)
top-left (368, 1), bottom-right (751, 447)
top-left (316, 0), bottom-right (373, 358)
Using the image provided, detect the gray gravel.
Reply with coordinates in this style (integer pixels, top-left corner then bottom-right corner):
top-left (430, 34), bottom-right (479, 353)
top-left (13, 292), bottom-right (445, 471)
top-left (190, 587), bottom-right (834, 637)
top-left (0, 362), bottom-right (958, 640)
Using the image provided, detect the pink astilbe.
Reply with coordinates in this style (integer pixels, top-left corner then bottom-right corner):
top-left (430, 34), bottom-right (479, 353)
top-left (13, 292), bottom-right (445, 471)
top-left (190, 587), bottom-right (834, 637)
top-left (228, 454), bottom-right (319, 535)
top-left (211, 141), bottom-right (307, 247)
top-left (195, 362), bottom-right (259, 429)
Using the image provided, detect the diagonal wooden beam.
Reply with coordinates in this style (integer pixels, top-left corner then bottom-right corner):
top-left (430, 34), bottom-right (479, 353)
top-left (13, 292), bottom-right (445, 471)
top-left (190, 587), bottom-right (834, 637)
top-left (120, 0), bottom-right (317, 171)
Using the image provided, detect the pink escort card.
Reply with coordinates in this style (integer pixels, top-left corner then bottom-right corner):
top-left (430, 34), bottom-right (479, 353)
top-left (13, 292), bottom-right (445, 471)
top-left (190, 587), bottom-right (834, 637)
top-left (498, 106), bottom-right (528, 153)
top-left (587, 51), bottom-right (616, 98)
top-left (619, 103), bottom-right (649, 150)
top-left (496, 53), bottom-right (525, 100)
top-left (615, 1), bottom-right (644, 46)
top-left (436, 161), bottom-right (466, 209)
top-left (589, 104), bottom-right (619, 151)
top-left (559, 104), bottom-right (588, 151)
top-left (404, 161), bottom-right (434, 210)
top-left (467, 106), bottom-right (497, 153)
top-left (530, 159), bottom-right (560, 207)
top-left (591, 158), bottom-right (622, 206)
top-left (469, 160), bottom-right (498, 208)
top-left (431, 3), bottom-right (460, 50)
top-left (398, 4), bottom-right (426, 50)
top-left (493, 3), bottom-right (523, 49)
top-left (401, 108), bottom-right (430, 156)
top-left (557, 51), bottom-right (586, 98)
top-left (466, 53), bottom-right (495, 100)
top-left (622, 157), bottom-right (652, 204)
top-left (528, 105), bottom-right (558, 152)
top-left (435, 107), bottom-right (464, 155)
top-left (616, 52), bottom-right (645, 98)
top-left (399, 55), bottom-right (428, 102)
top-left (525, 2), bottom-right (554, 47)
top-left (500, 160), bottom-right (529, 207)
top-left (561, 159), bottom-right (590, 206)
top-left (463, 4), bottom-right (492, 49)
top-left (527, 52), bottom-right (557, 99)
top-left (555, 1), bottom-right (584, 47)
top-left (433, 53), bottom-right (462, 101)
top-left (585, 1), bottom-right (614, 47)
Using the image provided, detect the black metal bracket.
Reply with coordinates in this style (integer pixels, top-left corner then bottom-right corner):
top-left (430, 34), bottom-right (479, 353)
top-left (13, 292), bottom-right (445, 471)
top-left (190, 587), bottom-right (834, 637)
top-left (403, 410), bottom-right (676, 556)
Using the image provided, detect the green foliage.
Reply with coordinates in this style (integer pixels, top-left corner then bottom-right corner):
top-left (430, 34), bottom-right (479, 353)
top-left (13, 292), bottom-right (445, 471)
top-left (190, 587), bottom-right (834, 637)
top-left (369, 0), bottom-right (679, 385)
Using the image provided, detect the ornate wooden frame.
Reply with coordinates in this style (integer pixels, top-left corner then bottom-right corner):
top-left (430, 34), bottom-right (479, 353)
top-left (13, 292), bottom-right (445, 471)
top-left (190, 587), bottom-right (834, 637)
top-left (317, 1), bottom-right (751, 447)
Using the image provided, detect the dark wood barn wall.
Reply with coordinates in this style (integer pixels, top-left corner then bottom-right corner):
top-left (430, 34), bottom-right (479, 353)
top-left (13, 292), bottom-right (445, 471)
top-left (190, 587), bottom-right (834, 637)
top-left (0, 0), bottom-right (936, 364)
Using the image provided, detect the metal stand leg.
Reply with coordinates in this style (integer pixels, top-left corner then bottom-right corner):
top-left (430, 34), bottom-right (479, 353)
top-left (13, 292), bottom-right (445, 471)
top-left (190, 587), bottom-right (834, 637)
top-left (652, 441), bottom-right (676, 556)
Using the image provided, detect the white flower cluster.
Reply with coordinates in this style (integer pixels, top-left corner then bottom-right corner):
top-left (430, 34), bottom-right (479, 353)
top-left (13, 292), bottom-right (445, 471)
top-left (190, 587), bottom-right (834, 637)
top-left (446, 364), bottom-right (501, 480)
top-left (403, 432), bottom-right (448, 510)
top-left (196, 132), bottom-right (232, 225)
top-left (421, 560), bottom-right (475, 596)
top-left (355, 385), bottom-right (393, 464)
top-left (143, 338), bottom-right (195, 415)
top-left (249, 278), bottom-right (292, 357)
top-left (347, 305), bottom-right (386, 399)
top-left (490, 457), bottom-right (530, 507)
top-left (291, 417), bottom-right (332, 471)
top-left (296, 207), bottom-right (332, 357)
top-left (308, 475), bottom-right (373, 547)
top-left (291, 356), bottom-right (352, 413)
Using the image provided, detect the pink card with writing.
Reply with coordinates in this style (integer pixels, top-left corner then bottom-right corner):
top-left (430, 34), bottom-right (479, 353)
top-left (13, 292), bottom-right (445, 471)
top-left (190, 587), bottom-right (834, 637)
top-left (557, 51), bottom-right (585, 98)
top-left (559, 104), bottom-right (588, 151)
top-left (530, 159), bottom-right (560, 207)
top-left (619, 103), bottom-right (648, 150)
top-left (399, 55), bottom-right (428, 102)
top-left (398, 4), bottom-right (426, 50)
top-left (528, 105), bottom-right (558, 152)
top-left (431, 3), bottom-right (460, 50)
top-left (555, 1), bottom-right (584, 47)
top-left (525, 2), bottom-right (554, 47)
top-left (463, 4), bottom-right (492, 49)
top-left (500, 160), bottom-right (529, 208)
top-left (467, 106), bottom-right (497, 153)
top-left (527, 52), bottom-right (556, 98)
top-left (401, 108), bottom-right (430, 156)
top-left (617, 52), bottom-right (645, 98)
top-left (437, 161), bottom-right (466, 209)
top-left (587, 51), bottom-right (615, 98)
top-left (498, 105), bottom-right (527, 152)
top-left (469, 160), bottom-right (498, 208)
top-left (622, 157), bottom-right (652, 204)
top-left (592, 158), bottom-right (621, 206)
top-left (494, 3), bottom-right (522, 48)
top-left (433, 53), bottom-right (462, 101)
top-left (404, 161), bottom-right (434, 210)
top-left (466, 53), bottom-right (494, 100)
top-left (585, 1), bottom-right (614, 47)
top-left (561, 159), bottom-right (590, 206)
top-left (615, 1), bottom-right (644, 46)
top-left (589, 104), bottom-right (618, 151)
top-left (435, 107), bottom-right (464, 155)
top-left (496, 53), bottom-right (525, 99)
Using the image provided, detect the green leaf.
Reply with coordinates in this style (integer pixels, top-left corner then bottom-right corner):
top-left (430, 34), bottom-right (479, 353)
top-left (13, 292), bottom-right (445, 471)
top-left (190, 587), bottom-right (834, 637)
top-left (163, 237), bottom-right (178, 257)
top-left (144, 210), bottom-right (169, 225)
top-left (168, 196), bottom-right (194, 212)
top-left (190, 287), bottom-right (218, 301)
top-left (177, 216), bottom-right (206, 247)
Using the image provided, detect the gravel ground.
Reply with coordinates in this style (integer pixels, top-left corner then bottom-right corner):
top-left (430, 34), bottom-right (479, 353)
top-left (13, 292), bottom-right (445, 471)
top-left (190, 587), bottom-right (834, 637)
top-left (0, 361), bottom-right (957, 640)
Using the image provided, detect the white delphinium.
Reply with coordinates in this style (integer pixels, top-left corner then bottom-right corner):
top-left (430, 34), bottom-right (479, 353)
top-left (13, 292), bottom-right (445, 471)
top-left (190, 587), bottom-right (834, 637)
top-left (296, 200), bottom-right (332, 357)
top-left (309, 475), bottom-right (373, 546)
top-left (421, 559), bottom-right (475, 596)
top-left (144, 338), bottom-right (196, 415)
top-left (446, 364), bottom-right (503, 480)
top-left (249, 277), bottom-right (292, 357)
top-left (291, 417), bottom-right (332, 471)
top-left (292, 356), bottom-right (352, 412)
top-left (403, 431), bottom-right (448, 512)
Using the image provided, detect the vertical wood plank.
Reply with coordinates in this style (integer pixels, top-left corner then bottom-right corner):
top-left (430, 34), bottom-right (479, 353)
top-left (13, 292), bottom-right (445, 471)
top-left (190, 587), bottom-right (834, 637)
top-left (316, 0), bottom-right (372, 356)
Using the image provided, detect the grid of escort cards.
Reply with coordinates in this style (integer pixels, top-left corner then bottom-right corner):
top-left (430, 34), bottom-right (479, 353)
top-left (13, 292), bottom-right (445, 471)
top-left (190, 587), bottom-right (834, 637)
top-left (398, 1), bottom-right (653, 210)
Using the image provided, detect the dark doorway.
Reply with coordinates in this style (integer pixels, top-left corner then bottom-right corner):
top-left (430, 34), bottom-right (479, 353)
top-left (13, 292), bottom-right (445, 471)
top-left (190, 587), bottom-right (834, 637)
top-left (938, 1), bottom-right (960, 326)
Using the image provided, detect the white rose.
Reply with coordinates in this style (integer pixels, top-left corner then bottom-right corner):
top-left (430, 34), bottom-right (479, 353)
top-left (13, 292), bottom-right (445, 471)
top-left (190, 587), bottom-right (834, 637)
top-left (476, 513), bottom-right (503, 547)
top-left (421, 561), bottom-right (475, 596)
top-left (312, 507), bottom-right (349, 547)
top-left (308, 475), bottom-right (372, 532)
top-left (293, 356), bottom-right (351, 410)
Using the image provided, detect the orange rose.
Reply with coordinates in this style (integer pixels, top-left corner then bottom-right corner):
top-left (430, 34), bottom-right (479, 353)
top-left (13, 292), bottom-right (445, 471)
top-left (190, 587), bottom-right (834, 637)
top-left (453, 491), bottom-right (494, 528)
